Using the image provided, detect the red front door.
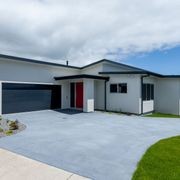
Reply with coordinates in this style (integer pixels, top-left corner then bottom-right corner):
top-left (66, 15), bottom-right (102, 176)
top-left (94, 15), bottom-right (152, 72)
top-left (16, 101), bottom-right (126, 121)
top-left (76, 82), bottom-right (83, 108)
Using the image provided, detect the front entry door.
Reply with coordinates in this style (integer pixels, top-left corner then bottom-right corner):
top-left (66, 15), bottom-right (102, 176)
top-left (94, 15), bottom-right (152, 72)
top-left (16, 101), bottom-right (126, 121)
top-left (76, 82), bottom-right (83, 108)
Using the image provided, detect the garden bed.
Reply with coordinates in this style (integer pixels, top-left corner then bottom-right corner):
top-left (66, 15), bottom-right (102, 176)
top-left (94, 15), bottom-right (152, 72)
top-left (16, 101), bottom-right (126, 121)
top-left (0, 116), bottom-right (26, 138)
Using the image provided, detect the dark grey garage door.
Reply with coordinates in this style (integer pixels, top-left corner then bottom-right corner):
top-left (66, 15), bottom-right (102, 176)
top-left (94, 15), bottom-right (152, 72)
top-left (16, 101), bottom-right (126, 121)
top-left (2, 83), bottom-right (61, 114)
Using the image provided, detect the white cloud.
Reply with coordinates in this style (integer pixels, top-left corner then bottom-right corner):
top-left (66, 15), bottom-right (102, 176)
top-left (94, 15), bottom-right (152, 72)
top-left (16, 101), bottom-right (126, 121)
top-left (0, 0), bottom-right (180, 65)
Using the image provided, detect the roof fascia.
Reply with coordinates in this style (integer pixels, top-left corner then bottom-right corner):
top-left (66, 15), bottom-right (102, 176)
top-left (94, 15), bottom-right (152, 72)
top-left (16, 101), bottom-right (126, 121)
top-left (0, 54), bottom-right (80, 69)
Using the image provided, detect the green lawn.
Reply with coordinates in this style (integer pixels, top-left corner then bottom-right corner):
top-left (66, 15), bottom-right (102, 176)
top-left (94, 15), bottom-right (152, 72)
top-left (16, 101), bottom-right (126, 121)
top-left (132, 136), bottom-right (180, 180)
top-left (145, 113), bottom-right (180, 118)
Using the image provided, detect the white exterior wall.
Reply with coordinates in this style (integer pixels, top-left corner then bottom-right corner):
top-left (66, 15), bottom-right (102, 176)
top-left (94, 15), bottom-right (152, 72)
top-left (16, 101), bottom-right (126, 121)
top-left (82, 62), bottom-right (143, 114)
top-left (83, 79), bottom-right (94, 112)
top-left (143, 101), bottom-right (154, 113)
top-left (82, 61), bottom-right (140, 75)
top-left (143, 77), bottom-right (156, 113)
top-left (1, 57), bottom-right (180, 115)
top-left (61, 81), bottom-right (70, 109)
top-left (94, 80), bottom-right (105, 110)
top-left (102, 63), bottom-right (137, 72)
top-left (82, 63), bottom-right (104, 112)
top-left (0, 58), bottom-right (79, 83)
top-left (106, 74), bottom-right (141, 114)
top-left (0, 58), bottom-right (79, 114)
top-left (155, 78), bottom-right (180, 115)
top-left (81, 64), bottom-right (103, 75)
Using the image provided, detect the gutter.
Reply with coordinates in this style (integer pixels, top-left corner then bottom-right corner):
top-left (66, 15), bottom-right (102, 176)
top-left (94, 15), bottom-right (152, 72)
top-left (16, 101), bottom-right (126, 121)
top-left (104, 79), bottom-right (109, 111)
top-left (141, 74), bottom-right (149, 114)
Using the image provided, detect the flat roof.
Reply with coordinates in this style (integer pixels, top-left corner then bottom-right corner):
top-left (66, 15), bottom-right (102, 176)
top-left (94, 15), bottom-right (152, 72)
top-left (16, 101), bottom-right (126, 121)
top-left (54, 74), bottom-right (109, 81)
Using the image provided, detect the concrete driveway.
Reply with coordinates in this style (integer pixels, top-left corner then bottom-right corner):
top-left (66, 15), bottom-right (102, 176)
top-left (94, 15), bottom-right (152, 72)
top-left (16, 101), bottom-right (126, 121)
top-left (0, 148), bottom-right (89, 180)
top-left (0, 110), bottom-right (180, 180)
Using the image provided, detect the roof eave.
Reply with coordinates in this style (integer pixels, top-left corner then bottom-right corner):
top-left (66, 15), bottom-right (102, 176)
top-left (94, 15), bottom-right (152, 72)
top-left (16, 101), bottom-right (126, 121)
top-left (54, 74), bottom-right (109, 81)
top-left (99, 71), bottom-right (163, 77)
top-left (0, 54), bottom-right (81, 70)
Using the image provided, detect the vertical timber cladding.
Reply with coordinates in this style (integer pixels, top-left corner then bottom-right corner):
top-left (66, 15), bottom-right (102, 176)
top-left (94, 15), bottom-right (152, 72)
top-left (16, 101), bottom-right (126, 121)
top-left (2, 83), bottom-right (61, 114)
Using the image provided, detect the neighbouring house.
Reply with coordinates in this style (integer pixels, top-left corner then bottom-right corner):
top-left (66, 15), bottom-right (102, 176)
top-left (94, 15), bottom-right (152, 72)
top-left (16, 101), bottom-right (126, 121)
top-left (0, 54), bottom-right (180, 115)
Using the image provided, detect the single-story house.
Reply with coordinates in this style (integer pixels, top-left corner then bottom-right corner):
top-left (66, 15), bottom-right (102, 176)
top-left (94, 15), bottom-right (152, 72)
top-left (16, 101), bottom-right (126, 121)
top-left (0, 54), bottom-right (180, 115)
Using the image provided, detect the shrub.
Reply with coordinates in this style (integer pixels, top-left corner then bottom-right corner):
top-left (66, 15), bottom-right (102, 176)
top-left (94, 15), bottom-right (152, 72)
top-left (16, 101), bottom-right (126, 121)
top-left (0, 127), bottom-right (3, 132)
top-left (9, 120), bottom-right (18, 130)
top-left (5, 130), bottom-right (13, 136)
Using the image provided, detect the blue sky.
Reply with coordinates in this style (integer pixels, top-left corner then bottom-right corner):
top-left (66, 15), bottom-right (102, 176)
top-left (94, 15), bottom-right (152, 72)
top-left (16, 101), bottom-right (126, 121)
top-left (122, 46), bottom-right (180, 75)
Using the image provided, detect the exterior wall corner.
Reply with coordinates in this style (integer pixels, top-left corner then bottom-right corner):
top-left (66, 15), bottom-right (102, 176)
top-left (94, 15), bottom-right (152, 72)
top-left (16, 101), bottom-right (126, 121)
top-left (83, 79), bottom-right (94, 112)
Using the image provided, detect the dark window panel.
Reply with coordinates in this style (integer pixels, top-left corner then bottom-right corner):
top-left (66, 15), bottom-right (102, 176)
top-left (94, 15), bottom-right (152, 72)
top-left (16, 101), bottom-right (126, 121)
top-left (151, 84), bottom-right (154, 100)
top-left (118, 83), bottom-right (127, 93)
top-left (110, 84), bottom-right (117, 93)
top-left (147, 84), bottom-right (151, 100)
top-left (143, 83), bottom-right (154, 101)
top-left (70, 83), bottom-right (75, 107)
top-left (142, 84), bottom-right (147, 101)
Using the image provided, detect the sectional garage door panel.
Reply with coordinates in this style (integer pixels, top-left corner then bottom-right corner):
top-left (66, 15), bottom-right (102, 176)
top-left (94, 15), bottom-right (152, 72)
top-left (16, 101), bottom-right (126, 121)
top-left (2, 83), bottom-right (61, 114)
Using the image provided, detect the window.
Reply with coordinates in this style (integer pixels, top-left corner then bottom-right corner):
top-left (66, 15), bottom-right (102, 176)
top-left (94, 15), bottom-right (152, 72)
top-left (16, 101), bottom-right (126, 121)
top-left (142, 84), bottom-right (154, 101)
top-left (110, 84), bottom-right (117, 93)
top-left (150, 84), bottom-right (154, 100)
top-left (147, 84), bottom-right (151, 100)
top-left (118, 83), bottom-right (127, 93)
top-left (110, 83), bottom-right (127, 93)
top-left (142, 84), bottom-right (146, 101)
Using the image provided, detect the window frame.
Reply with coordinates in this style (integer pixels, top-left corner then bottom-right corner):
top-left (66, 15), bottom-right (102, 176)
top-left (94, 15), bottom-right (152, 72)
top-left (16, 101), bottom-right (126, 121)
top-left (118, 83), bottom-right (127, 93)
top-left (142, 83), bottom-right (154, 101)
top-left (110, 84), bottom-right (118, 93)
top-left (110, 83), bottom-right (128, 94)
